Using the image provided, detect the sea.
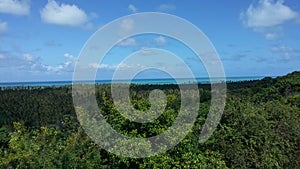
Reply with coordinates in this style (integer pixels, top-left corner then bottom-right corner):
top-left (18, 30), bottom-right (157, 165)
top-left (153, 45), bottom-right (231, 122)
top-left (0, 77), bottom-right (264, 88)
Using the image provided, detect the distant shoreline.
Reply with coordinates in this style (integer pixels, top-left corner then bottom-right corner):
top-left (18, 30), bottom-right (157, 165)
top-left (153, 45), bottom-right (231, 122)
top-left (0, 76), bottom-right (265, 88)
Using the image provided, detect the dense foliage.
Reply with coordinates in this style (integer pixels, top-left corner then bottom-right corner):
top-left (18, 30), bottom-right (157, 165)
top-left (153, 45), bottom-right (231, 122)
top-left (0, 71), bottom-right (299, 168)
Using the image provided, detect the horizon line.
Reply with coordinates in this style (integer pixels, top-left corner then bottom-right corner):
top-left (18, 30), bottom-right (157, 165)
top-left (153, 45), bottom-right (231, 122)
top-left (0, 75), bottom-right (270, 84)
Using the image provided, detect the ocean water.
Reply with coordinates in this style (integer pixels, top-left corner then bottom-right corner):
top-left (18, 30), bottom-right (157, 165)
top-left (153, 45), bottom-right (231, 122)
top-left (0, 77), bottom-right (264, 88)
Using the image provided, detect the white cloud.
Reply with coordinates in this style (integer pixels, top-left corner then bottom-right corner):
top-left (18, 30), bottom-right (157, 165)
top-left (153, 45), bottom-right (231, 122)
top-left (241, 0), bottom-right (297, 28)
top-left (0, 0), bottom-right (30, 15)
top-left (61, 53), bottom-right (76, 71)
top-left (0, 51), bottom-right (78, 81)
top-left (270, 44), bottom-right (293, 53)
top-left (157, 4), bottom-right (176, 12)
top-left (128, 4), bottom-right (137, 13)
top-left (89, 63), bottom-right (101, 69)
top-left (264, 32), bottom-right (279, 40)
top-left (252, 26), bottom-right (284, 40)
top-left (20, 53), bottom-right (77, 72)
top-left (89, 62), bottom-right (145, 72)
top-left (46, 53), bottom-right (77, 72)
top-left (139, 47), bottom-right (157, 56)
top-left (89, 63), bottom-right (112, 69)
top-left (241, 0), bottom-right (298, 40)
top-left (40, 0), bottom-right (88, 27)
top-left (0, 21), bottom-right (7, 34)
top-left (0, 51), bottom-right (44, 71)
top-left (117, 38), bottom-right (136, 47)
top-left (64, 53), bottom-right (74, 60)
top-left (155, 36), bottom-right (167, 46)
top-left (22, 53), bottom-right (36, 62)
top-left (116, 63), bottom-right (145, 71)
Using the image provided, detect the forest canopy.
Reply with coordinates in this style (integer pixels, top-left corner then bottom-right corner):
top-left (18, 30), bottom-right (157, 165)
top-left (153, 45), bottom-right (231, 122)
top-left (0, 71), bottom-right (299, 168)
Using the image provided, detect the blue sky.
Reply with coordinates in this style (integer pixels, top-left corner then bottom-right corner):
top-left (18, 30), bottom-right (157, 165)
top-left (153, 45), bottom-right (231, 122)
top-left (0, 0), bottom-right (299, 82)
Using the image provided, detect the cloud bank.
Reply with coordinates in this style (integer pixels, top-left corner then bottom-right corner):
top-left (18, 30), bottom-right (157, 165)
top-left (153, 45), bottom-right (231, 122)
top-left (0, 0), bottom-right (30, 15)
top-left (241, 0), bottom-right (297, 28)
top-left (241, 0), bottom-right (299, 40)
top-left (40, 0), bottom-right (88, 27)
top-left (128, 4), bottom-right (137, 13)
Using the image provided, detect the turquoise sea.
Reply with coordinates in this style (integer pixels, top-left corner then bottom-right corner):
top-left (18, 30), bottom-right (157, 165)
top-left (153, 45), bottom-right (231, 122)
top-left (0, 77), bottom-right (264, 88)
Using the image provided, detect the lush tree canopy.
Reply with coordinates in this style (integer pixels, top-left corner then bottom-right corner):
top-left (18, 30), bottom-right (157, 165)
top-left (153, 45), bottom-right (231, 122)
top-left (0, 71), bottom-right (299, 168)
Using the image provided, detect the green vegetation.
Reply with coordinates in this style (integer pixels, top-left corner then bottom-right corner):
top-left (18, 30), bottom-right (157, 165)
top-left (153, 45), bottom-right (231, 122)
top-left (0, 71), bottom-right (299, 168)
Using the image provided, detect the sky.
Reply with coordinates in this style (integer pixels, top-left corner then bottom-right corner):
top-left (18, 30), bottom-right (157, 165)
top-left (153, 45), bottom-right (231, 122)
top-left (0, 0), bottom-right (299, 82)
